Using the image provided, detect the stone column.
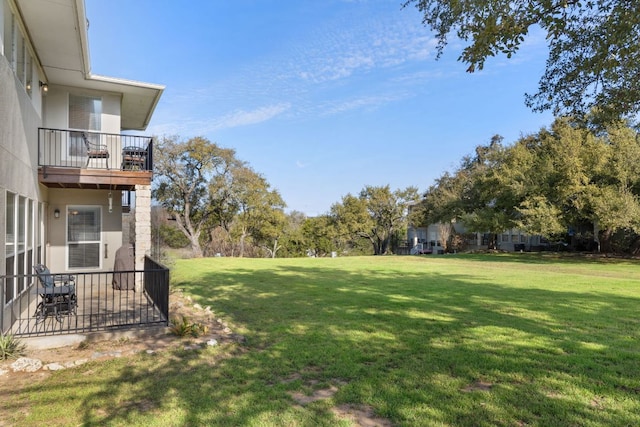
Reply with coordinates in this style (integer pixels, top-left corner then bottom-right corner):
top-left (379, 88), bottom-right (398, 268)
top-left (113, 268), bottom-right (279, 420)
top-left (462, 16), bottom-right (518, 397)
top-left (134, 185), bottom-right (151, 292)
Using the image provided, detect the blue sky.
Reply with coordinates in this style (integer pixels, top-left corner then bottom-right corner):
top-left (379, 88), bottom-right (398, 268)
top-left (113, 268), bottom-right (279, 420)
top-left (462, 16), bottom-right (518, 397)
top-left (86, 0), bottom-right (553, 216)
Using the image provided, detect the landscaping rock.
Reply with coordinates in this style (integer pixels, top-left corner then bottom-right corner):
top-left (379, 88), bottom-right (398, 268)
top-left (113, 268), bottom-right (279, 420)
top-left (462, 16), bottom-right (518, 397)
top-left (11, 357), bottom-right (42, 373)
top-left (44, 362), bottom-right (66, 371)
top-left (183, 344), bottom-right (201, 351)
top-left (91, 350), bottom-right (122, 359)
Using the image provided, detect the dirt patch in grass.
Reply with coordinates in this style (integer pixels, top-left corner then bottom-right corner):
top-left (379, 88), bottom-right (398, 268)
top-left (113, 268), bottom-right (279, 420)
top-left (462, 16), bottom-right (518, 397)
top-left (290, 385), bottom-right (340, 405)
top-left (462, 381), bottom-right (494, 392)
top-left (289, 382), bottom-right (392, 427)
top-left (332, 404), bottom-right (393, 427)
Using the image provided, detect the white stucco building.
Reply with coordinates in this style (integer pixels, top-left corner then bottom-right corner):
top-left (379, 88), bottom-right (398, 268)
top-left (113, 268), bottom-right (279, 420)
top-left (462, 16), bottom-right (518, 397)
top-left (1, 0), bottom-right (165, 333)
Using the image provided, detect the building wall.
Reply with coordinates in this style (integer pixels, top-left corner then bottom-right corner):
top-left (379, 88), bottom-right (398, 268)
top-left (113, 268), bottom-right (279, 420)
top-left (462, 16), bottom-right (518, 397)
top-left (1, 0), bottom-right (46, 329)
top-left (0, 42), bottom-right (44, 276)
top-left (43, 85), bottom-right (121, 132)
top-left (46, 188), bottom-right (123, 273)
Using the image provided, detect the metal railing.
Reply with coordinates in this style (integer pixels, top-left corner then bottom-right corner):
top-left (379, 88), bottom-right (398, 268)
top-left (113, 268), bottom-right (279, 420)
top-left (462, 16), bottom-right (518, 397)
top-left (38, 127), bottom-right (153, 171)
top-left (0, 257), bottom-right (169, 337)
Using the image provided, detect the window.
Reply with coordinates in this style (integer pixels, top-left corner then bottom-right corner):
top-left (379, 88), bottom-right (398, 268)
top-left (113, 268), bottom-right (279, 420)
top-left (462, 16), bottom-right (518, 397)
top-left (37, 202), bottom-right (43, 265)
top-left (15, 31), bottom-right (24, 85)
top-left (67, 206), bottom-right (101, 269)
top-left (68, 95), bottom-right (102, 159)
top-left (4, 192), bottom-right (43, 304)
top-left (17, 195), bottom-right (26, 293)
top-left (2, 2), bottom-right (34, 96)
top-left (5, 192), bottom-right (15, 304)
top-left (69, 95), bottom-right (102, 131)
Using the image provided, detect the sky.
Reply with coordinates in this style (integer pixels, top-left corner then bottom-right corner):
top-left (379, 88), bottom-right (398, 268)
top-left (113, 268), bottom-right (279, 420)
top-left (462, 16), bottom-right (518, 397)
top-left (85, 0), bottom-right (554, 216)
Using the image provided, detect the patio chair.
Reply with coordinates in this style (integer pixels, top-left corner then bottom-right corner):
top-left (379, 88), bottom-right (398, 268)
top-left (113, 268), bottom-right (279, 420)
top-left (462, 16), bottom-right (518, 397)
top-left (33, 264), bottom-right (77, 322)
top-left (121, 145), bottom-right (148, 170)
top-left (83, 132), bottom-right (109, 169)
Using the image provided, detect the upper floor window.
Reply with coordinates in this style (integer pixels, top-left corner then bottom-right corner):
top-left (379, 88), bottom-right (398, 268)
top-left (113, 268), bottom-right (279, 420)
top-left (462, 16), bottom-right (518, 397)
top-left (2, 1), bottom-right (34, 97)
top-left (68, 95), bottom-right (102, 157)
top-left (69, 95), bottom-right (102, 131)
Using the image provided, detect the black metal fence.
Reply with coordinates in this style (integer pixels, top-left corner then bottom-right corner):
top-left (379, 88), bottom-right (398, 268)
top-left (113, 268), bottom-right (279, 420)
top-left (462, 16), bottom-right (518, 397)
top-left (1, 257), bottom-right (169, 337)
top-left (38, 127), bottom-right (153, 171)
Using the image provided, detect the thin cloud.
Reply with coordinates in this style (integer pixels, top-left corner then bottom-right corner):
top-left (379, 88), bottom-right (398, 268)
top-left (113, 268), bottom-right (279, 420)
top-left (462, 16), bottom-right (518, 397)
top-left (154, 4), bottom-right (442, 132)
top-left (215, 103), bottom-right (291, 129)
top-left (148, 103), bottom-right (291, 136)
top-left (320, 93), bottom-right (407, 116)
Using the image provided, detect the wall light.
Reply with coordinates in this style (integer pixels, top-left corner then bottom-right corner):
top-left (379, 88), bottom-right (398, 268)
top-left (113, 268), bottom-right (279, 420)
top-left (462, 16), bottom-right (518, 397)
top-left (39, 81), bottom-right (48, 94)
top-left (54, 208), bottom-right (60, 219)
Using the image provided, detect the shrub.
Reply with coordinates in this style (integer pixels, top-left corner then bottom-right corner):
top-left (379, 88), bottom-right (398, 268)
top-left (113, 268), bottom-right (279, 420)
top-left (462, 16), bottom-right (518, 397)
top-left (169, 316), bottom-right (208, 338)
top-left (0, 332), bottom-right (27, 360)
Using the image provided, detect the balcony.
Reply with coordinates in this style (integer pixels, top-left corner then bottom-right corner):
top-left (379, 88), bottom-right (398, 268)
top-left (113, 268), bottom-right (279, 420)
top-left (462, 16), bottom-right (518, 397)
top-left (38, 128), bottom-right (154, 190)
top-left (1, 257), bottom-right (169, 337)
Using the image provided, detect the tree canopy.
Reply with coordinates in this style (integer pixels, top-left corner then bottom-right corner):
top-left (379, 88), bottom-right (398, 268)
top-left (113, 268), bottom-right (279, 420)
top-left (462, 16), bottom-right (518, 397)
top-left (332, 185), bottom-right (419, 255)
top-left (153, 136), bottom-right (238, 257)
top-left (404, 0), bottom-right (640, 127)
top-left (417, 119), bottom-right (640, 252)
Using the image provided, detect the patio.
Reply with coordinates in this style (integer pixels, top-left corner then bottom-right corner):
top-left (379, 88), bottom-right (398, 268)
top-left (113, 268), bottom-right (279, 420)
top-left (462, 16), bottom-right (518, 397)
top-left (1, 257), bottom-right (169, 337)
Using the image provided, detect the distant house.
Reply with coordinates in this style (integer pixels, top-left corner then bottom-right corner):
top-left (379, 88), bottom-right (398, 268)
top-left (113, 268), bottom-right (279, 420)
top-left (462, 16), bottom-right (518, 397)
top-left (406, 199), bottom-right (546, 253)
top-left (407, 221), bottom-right (546, 253)
top-left (1, 0), bottom-right (167, 335)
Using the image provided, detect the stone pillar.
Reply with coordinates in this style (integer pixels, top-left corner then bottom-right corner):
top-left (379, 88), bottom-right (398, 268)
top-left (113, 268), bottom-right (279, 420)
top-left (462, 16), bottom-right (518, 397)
top-left (134, 185), bottom-right (151, 292)
top-left (122, 213), bottom-right (131, 245)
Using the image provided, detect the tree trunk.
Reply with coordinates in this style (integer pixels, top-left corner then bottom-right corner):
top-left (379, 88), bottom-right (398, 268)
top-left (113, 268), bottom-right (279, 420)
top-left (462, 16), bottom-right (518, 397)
top-left (381, 238), bottom-right (389, 255)
top-left (600, 228), bottom-right (613, 253)
top-left (239, 232), bottom-right (246, 258)
top-left (190, 237), bottom-right (203, 258)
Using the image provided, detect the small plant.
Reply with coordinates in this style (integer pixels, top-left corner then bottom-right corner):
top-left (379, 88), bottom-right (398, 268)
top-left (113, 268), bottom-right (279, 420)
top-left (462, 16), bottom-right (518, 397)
top-left (169, 316), bottom-right (208, 338)
top-left (0, 332), bottom-right (27, 360)
top-left (76, 340), bottom-right (90, 350)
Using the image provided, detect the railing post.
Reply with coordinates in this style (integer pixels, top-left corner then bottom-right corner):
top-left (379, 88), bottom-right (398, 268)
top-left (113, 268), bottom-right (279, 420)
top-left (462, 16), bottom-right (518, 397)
top-left (0, 277), bottom-right (5, 333)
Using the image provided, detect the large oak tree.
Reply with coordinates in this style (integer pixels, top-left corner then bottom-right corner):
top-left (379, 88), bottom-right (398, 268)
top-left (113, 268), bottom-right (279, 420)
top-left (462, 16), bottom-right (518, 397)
top-left (153, 136), bottom-right (238, 258)
top-left (404, 0), bottom-right (640, 126)
top-left (332, 185), bottom-right (419, 255)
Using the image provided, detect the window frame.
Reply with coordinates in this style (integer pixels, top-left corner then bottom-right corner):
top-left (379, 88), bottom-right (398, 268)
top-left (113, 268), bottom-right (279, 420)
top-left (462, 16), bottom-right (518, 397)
top-left (66, 205), bottom-right (102, 270)
top-left (4, 191), bottom-right (42, 306)
top-left (66, 94), bottom-right (103, 162)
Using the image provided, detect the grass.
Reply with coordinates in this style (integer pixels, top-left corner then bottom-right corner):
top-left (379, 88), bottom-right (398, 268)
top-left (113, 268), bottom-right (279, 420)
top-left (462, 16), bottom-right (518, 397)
top-left (3, 254), bottom-right (640, 426)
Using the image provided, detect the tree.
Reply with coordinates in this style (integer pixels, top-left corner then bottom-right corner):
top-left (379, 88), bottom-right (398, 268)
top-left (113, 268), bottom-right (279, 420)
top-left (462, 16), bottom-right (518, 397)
top-left (251, 207), bottom-right (288, 258)
top-left (333, 185), bottom-right (419, 255)
top-left (437, 221), bottom-right (453, 252)
top-left (277, 211), bottom-right (309, 258)
top-left (219, 165), bottom-right (287, 257)
top-left (302, 215), bottom-right (340, 257)
top-left (153, 136), bottom-right (238, 258)
top-left (404, 0), bottom-right (640, 126)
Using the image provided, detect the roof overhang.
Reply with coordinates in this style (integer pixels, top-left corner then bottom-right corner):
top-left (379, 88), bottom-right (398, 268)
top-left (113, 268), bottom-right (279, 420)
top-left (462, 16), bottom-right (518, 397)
top-left (14, 0), bottom-right (164, 130)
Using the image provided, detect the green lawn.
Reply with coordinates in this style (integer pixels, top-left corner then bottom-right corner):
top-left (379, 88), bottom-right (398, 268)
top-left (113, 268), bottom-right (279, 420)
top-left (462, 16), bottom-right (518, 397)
top-left (5, 254), bottom-right (640, 426)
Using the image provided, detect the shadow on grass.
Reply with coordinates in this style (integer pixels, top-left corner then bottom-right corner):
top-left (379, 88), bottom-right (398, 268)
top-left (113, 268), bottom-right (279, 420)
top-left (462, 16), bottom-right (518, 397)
top-left (11, 257), bottom-right (640, 426)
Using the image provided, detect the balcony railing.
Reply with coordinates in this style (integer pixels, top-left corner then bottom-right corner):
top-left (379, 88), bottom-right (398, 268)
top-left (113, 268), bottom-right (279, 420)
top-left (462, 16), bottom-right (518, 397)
top-left (0, 257), bottom-right (169, 337)
top-left (38, 128), bottom-right (153, 172)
